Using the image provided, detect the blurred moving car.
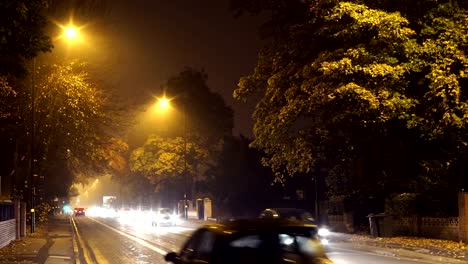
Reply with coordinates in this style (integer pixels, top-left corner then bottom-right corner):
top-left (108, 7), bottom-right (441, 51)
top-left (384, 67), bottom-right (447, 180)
top-left (152, 208), bottom-right (180, 226)
top-left (164, 219), bottom-right (333, 264)
top-left (260, 208), bottom-right (316, 222)
top-left (73, 208), bottom-right (86, 216)
top-left (259, 208), bottom-right (330, 245)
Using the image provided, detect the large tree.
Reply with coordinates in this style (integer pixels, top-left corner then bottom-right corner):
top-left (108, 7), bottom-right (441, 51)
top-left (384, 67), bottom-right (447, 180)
top-left (30, 61), bottom-right (128, 197)
top-left (233, 0), bottom-right (468, 215)
top-left (130, 134), bottom-right (207, 191)
top-left (0, 0), bottom-right (52, 78)
top-left (129, 68), bottom-right (234, 202)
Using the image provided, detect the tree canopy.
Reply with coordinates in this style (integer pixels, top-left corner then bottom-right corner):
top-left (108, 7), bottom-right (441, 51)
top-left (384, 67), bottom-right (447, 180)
top-left (233, 0), bottom-right (468, 211)
top-left (28, 61), bottom-right (128, 196)
top-left (129, 68), bottom-right (233, 200)
top-left (0, 0), bottom-right (52, 77)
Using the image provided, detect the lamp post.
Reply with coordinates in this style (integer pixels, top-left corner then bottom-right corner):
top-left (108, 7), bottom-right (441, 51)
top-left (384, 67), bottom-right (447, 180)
top-left (29, 24), bottom-right (81, 233)
top-left (182, 99), bottom-right (188, 220)
top-left (155, 96), bottom-right (188, 220)
top-left (29, 57), bottom-right (36, 234)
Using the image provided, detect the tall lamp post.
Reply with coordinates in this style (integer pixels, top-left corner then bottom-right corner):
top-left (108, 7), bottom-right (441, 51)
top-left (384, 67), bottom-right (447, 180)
top-left (156, 96), bottom-right (188, 220)
top-left (29, 23), bottom-right (81, 233)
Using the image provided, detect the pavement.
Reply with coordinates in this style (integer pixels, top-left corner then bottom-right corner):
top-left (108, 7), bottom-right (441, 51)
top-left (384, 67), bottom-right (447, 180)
top-left (328, 232), bottom-right (468, 263)
top-left (0, 216), bottom-right (466, 264)
top-left (0, 214), bottom-right (75, 264)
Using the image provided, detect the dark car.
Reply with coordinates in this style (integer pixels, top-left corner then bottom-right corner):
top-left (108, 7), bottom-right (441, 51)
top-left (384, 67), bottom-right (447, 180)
top-left (73, 208), bottom-right (85, 216)
top-left (259, 208), bottom-right (315, 222)
top-left (259, 208), bottom-right (330, 245)
top-left (164, 219), bottom-right (333, 264)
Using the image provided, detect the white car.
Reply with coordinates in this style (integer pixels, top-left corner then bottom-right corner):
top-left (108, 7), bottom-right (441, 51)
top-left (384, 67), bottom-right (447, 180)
top-left (152, 208), bottom-right (180, 226)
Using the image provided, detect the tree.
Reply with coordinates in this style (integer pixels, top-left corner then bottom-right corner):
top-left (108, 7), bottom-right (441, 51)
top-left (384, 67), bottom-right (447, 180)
top-left (30, 61), bottom-right (128, 197)
top-left (234, 0), bottom-right (468, 215)
top-left (128, 68), bottom-right (234, 202)
top-left (201, 135), bottom-right (276, 218)
top-left (130, 134), bottom-right (207, 191)
top-left (0, 0), bottom-right (52, 78)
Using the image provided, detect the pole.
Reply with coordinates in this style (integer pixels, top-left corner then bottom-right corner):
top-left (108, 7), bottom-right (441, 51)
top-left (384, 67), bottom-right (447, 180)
top-left (30, 57), bottom-right (36, 233)
top-left (314, 176), bottom-right (319, 221)
top-left (183, 99), bottom-right (188, 220)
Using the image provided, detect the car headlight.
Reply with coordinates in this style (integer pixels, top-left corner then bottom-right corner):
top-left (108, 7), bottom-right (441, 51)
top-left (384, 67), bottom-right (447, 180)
top-left (320, 238), bottom-right (329, 245)
top-left (318, 227), bottom-right (330, 237)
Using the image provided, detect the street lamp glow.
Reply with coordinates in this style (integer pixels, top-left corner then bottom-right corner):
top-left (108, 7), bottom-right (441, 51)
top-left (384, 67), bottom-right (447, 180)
top-left (65, 26), bottom-right (78, 40)
top-left (152, 96), bottom-right (172, 114)
top-left (158, 97), bottom-right (170, 109)
top-left (54, 20), bottom-right (85, 44)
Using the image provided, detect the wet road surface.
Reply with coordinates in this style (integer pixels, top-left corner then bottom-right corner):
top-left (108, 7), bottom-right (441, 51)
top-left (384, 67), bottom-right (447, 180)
top-left (72, 216), bottom-right (445, 264)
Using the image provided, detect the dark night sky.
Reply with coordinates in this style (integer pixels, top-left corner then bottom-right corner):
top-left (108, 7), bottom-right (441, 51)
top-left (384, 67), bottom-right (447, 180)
top-left (96, 0), bottom-right (265, 137)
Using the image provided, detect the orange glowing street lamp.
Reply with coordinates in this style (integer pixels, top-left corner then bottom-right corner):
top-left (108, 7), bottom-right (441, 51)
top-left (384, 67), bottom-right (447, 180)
top-left (54, 21), bottom-right (85, 45)
top-left (154, 95), bottom-right (188, 219)
top-left (157, 96), bottom-right (171, 109)
top-left (30, 20), bottom-right (85, 234)
top-left (65, 26), bottom-right (78, 40)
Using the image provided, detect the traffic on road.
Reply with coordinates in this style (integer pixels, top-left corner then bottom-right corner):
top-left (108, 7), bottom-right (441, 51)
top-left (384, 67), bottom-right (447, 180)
top-left (69, 209), bottom-right (439, 264)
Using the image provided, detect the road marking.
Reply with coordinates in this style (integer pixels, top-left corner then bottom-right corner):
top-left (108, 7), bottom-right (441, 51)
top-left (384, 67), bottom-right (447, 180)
top-left (48, 255), bottom-right (72, 259)
top-left (330, 245), bottom-right (441, 264)
top-left (90, 218), bottom-right (168, 255)
top-left (71, 217), bottom-right (95, 264)
top-left (70, 217), bottom-right (81, 264)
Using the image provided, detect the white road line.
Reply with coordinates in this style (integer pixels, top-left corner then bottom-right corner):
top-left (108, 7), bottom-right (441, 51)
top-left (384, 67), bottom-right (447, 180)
top-left (89, 218), bottom-right (168, 255)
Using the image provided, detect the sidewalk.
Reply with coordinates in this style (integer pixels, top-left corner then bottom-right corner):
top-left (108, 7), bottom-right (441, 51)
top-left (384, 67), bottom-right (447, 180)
top-left (329, 232), bottom-right (468, 263)
top-left (0, 215), bottom-right (75, 264)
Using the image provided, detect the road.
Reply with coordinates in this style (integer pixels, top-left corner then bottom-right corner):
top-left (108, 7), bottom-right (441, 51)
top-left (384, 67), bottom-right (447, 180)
top-left (72, 216), bottom-right (441, 264)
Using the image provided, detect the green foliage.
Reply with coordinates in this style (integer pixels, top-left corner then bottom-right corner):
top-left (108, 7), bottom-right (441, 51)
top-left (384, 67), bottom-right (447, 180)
top-left (27, 61), bottom-right (129, 195)
top-left (130, 134), bottom-right (207, 189)
top-left (0, 0), bottom-right (52, 77)
top-left (165, 68), bottom-right (234, 141)
top-left (129, 68), bottom-right (234, 196)
top-left (0, 76), bottom-right (16, 119)
top-left (234, 0), bottom-right (468, 208)
top-left (35, 202), bottom-right (52, 223)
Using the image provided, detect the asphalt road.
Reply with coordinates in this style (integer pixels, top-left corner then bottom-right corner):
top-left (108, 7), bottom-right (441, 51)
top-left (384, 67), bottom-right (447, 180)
top-left (72, 216), bottom-right (439, 264)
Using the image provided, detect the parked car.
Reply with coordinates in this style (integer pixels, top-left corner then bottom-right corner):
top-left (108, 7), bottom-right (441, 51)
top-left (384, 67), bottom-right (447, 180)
top-left (73, 208), bottom-right (86, 216)
top-left (164, 219), bottom-right (333, 264)
top-left (259, 208), bottom-right (330, 244)
top-left (152, 208), bottom-right (180, 226)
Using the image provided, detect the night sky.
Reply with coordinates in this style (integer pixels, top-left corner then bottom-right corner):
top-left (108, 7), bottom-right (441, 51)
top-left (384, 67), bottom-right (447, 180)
top-left (90, 0), bottom-right (265, 137)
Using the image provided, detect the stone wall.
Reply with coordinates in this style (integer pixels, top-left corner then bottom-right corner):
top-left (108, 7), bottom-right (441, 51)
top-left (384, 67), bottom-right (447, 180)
top-left (393, 216), bottom-right (459, 241)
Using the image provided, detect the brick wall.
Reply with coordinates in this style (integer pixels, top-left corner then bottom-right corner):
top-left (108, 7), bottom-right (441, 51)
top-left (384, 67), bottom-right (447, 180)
top-left (393, 217), bottom-right (459, 241)
top-left (0, 219), bottom-right (16, 248)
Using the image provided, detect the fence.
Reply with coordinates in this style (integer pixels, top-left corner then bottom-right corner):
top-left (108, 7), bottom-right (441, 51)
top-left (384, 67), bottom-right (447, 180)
top-left (0, 202), bottom-right (15, 248)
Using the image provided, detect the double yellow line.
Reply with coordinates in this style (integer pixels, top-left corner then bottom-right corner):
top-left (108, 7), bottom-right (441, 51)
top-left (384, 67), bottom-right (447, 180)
top-left (70, 217), bottom-right (94, 264)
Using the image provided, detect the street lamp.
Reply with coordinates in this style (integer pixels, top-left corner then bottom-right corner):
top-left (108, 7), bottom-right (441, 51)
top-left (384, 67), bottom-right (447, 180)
top-left (29, 22), bottom-right (83, 233)
top-left (155, 95), bottom-right (188, 220)
top-left (57, 23), bottom-right (83, 44)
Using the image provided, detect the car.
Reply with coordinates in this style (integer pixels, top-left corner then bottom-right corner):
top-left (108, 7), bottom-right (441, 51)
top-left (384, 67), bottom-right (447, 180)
top-left (151, 208), bottom-right (180, 226)
top-left (73, 208), bottom-right (85, 216)
top-left (259, 208), bottom-right (316, 222)
top-left (164, 219), bottom-right (333, 264)
top-left (259, 208), bottom-right (330, 245)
